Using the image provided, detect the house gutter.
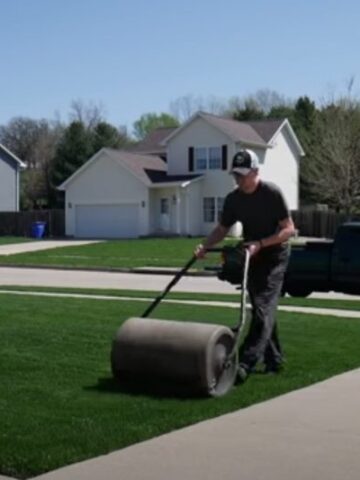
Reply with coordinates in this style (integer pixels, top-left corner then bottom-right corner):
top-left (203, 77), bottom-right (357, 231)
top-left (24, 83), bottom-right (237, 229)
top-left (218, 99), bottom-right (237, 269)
top-left (150, 178), bottom-right (203, 189)
top-left (238, 141), bottom-right (272, 150)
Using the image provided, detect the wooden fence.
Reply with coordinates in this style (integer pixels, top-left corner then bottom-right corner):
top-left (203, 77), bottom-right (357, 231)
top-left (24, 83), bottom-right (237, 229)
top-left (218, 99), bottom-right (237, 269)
top-left (0, 210), bottom-right (65, 237)
top-left (0, 208), bottom-right (358, 239)
top-left (291, 210), bottom-right (359, 238)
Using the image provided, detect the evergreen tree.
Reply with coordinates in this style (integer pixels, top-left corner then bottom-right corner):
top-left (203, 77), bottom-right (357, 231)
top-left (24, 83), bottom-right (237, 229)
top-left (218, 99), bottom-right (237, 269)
top-left (232, 100), bottom-right (265, 121)
top-left (50, 121), bottom-right (93, 206)
top-left (91, 121), bottom-right (129, 153)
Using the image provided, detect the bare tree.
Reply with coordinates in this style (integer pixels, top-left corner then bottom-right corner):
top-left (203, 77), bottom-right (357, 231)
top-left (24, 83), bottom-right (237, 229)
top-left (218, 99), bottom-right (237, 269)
top-left (226, 89), bottom-right (293, 116)
top-left (303, 96), bottom-right (360, 216)
top-left (69, 99), bottom-right (106, 130)
top-left (251, 89), bottom-right (293, 113)
top-left (169, 94), bottom-right (226, 122)
top-left (0, 117), bottom-right (64, 208)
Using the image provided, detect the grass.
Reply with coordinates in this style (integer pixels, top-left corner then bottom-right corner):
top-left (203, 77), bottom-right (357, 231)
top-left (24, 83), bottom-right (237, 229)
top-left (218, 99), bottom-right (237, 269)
top-left (1, 293), bottom-right (360, 478)
top-left (0, 238), bottom-right (209, 269)
top-left (0, 285), bottom-right (360, 311)
top-left (0, 236), bottom-right (32, 246)
top-left (0, 236), bottom-right (304, 270)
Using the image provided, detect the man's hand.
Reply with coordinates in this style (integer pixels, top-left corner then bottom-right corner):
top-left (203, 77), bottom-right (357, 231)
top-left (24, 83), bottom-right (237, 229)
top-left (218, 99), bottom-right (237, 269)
top-left (194, 243), bottom-right (207, 259)
top-left (245, 241), bottom-right (261, 257)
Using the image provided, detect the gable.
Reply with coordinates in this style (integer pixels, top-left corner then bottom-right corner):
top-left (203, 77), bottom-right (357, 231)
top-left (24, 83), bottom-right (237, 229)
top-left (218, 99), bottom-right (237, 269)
top-left (166, 116), bottom-right (231, 176)
top-left (163, 112), bottom-right (268, 146)
top-left (0, 144), bottom-right (26, 169)
top-left (65, 151), bottom-right (147, 203)
top-left (0, 148), bottom-right (20, 212)
top-left (59, 148), bottom-right (167, 191)
top-left (163, 112), bottom-right (304, 158)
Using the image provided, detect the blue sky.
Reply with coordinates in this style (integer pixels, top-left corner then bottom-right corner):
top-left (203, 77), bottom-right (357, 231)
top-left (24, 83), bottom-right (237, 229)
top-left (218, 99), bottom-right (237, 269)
top-left (1, 0), bottom-right (360, 133)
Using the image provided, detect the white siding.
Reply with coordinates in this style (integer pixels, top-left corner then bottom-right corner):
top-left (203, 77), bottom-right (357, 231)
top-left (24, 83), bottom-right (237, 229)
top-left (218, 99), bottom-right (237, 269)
top-left (167, 117), bottom-right (233, 175)
top-left (166, 117), bottom-right (240, 235)
top-left (0, 153), bottom-right (19, 212)
top-left (185, 181), bottom-right (203, 236)
top-left (260, 127), bottom-right (299, 210)
top-left (64, 151), bottom-right (149, 237)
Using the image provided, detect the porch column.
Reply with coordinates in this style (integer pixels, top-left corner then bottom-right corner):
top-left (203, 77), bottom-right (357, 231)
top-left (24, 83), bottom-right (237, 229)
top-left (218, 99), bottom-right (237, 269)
top-left (175, 188), bottom-right (181, 235)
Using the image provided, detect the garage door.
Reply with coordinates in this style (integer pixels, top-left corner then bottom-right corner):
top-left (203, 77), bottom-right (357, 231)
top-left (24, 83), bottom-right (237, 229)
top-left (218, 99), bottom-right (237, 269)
top-left (75, 204), bottom-right (140, 238)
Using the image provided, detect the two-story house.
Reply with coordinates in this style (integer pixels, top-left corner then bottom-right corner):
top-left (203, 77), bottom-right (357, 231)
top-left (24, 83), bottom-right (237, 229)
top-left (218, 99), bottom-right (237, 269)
top-left (59, 112), bottom-right (304, 238)
top-left (0, 143), bottom-right (26, 212)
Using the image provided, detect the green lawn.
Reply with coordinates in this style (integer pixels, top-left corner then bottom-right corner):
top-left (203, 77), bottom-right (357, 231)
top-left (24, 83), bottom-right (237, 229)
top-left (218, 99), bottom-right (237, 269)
top-left (0, 237), bottom-right (305, 270)
top-left (0, 238), bottom-right (208, 269)
top-left (0, 237), bottom-right (32, 246)
top-left (1, 293), bottom-right (360, 478)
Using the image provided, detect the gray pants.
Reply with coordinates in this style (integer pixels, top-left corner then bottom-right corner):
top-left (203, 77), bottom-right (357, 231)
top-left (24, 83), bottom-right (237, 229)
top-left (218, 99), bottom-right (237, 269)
top-left (238, 247), bottom-right (289, 371)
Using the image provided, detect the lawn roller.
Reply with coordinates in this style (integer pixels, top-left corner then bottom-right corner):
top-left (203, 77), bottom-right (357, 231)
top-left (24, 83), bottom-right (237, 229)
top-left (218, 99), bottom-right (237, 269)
top-left (111, 245), bottom-right (250, 397)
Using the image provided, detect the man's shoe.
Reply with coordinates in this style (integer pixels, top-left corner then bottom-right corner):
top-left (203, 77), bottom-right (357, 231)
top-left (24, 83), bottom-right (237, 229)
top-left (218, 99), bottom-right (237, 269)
top-left (264, 363), bottom-right (284, 375)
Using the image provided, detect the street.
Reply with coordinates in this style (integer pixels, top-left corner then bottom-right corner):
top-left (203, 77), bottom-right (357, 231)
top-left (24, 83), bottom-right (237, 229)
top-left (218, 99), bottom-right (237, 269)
top-left (1, 266), bottom-right (360, 300)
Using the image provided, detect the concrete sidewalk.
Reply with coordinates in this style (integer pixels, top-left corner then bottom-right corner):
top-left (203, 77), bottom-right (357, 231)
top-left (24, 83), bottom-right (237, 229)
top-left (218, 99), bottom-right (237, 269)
top-left (1, 289), bottom-right (360, 319)
top-left (0, 240), bottom-right (102, 256)
top-left (30, 368), bottom-right (360, 480)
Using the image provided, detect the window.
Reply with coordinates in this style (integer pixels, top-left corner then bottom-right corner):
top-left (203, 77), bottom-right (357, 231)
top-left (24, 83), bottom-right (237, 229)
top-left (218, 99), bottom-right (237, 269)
top-left (194, 146), bottom-right (222, 170)
top-left (203, 197), bottom-right (225, 223)
top-left (194, 147), bottom-right (207, 170)
top-left (209, 147), bottom-right (222, 169)
top-left (203, 198), bottom-right (215, 223)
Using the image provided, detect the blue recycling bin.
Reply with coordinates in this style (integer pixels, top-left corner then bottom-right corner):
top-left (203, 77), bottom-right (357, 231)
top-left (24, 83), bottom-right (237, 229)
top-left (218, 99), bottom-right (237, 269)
top-left (31, 221), bottom-right (46, 239)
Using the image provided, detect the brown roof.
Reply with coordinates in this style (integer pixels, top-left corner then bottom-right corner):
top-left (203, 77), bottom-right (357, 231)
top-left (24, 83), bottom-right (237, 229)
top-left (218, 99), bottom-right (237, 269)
top-left (127, 115), bottom-right (287, 155)
top-left (104, 149), bottom-right (202, 186)
top-left (105, 149), bottom-right (166, 185)
top-left (246, 119), bottom-right (284, 143)
top-left (127, 127), bottom-right (178, 154)
top-left (200, 113), bottom-right (266, 145)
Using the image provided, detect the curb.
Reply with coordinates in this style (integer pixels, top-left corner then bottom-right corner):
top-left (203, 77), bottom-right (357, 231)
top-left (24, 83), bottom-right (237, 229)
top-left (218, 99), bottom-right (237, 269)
top-left (0, 263), bottom-right (216, 277)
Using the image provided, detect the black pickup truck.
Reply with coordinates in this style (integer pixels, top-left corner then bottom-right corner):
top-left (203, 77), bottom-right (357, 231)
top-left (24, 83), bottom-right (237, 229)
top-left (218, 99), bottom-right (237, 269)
top-left (283, 222), bottom-right (360, 297)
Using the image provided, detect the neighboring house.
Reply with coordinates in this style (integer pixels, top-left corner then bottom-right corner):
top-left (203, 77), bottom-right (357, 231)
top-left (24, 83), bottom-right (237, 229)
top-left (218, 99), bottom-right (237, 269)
top-left (59, 112), bottom-right (305, 239)
top-left (0, 143), bottom-right (26, 212)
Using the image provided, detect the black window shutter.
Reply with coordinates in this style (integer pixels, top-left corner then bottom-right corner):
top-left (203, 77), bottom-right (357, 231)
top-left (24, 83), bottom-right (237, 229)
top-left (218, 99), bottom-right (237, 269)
top-left (222, 145), bottom-right (228, 170)
top-left (188, 147), bottom-right (194, 172)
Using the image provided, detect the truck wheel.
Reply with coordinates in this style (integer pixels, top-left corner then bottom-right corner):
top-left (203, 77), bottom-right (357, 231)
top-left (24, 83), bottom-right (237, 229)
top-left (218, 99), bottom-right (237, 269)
top-left (286, 286), bottom-right (312, 298)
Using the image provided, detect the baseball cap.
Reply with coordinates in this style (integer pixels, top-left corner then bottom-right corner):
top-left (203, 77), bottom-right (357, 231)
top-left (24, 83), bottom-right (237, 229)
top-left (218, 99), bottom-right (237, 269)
top-left (231, 149), bottom-right (259, 175)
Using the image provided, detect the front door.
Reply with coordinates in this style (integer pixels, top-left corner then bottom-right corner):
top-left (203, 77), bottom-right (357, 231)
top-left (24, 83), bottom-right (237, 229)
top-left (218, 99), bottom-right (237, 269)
top-left (159, 197), bottom-right (170, 231)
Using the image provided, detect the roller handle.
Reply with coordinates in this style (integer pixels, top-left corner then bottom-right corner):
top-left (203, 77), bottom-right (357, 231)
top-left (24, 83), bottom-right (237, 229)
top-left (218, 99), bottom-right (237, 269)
top-left (141, 255), bottom-right (197, 318)
top-left (141, 247), bottom-right (225, 318)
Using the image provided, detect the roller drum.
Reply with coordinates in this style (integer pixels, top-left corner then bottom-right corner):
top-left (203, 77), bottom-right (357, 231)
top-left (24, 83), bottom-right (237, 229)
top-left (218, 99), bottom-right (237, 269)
top-left (111, 317), bottom-right (237, 397)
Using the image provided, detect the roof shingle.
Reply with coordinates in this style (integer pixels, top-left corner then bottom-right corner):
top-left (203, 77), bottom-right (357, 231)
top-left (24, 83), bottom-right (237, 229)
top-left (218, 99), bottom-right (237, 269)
top-left (127, 127), bottom-right (178, 154)
top-left (104, 149), bottom-right (201, 186)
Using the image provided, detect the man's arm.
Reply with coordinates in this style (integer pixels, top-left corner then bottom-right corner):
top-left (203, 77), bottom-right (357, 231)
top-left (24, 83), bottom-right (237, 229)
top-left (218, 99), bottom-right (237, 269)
top-left (258, 217), bottom-right (296, 249)
top-left (194, 224), bottom-right (230, 258)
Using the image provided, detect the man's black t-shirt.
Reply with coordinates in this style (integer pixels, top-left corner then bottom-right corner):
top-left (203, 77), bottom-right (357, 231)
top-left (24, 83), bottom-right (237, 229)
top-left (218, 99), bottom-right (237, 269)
top-left (220, 181), bottom-right (290, 248)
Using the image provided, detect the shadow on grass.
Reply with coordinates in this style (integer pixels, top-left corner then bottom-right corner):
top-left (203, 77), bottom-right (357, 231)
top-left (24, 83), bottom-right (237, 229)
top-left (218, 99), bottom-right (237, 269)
top-left (85, 375), bottom-right (208, 400)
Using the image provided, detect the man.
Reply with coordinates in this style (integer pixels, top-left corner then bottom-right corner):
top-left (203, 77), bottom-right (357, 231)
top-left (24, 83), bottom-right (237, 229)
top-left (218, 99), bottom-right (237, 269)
top-left (195, 149), bottom-right (295, 382)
